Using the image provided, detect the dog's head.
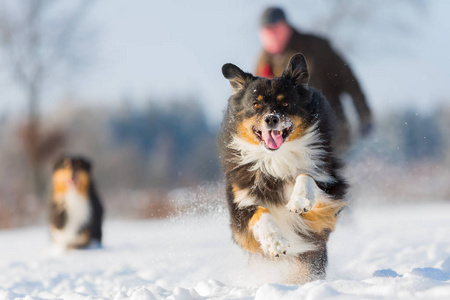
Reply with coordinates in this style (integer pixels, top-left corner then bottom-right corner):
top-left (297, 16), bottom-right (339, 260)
top-left (52, 156), bottom-right (92, 198)
top-left (222, 53), bottom-right (313, 151)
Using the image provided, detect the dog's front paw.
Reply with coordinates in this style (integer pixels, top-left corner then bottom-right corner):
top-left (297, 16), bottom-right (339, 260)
top-left (286, 194), bottom-right (314, 214)
top-left (286, 174), bottom-right (317, 214)
top-left (257, 232), bottom-right (290, 258)
top-left (252, 212), bottom-right (290, 257)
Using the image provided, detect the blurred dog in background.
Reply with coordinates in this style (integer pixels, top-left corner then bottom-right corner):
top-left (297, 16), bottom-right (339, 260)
top-left (49, 156), bottom-right (103, 250)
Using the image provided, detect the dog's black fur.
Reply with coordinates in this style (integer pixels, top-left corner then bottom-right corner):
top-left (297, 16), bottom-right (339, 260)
top-left (218, 53), bottom-right (348, 283)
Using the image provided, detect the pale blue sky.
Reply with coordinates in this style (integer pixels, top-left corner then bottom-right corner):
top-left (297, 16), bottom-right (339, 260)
top-left (1, 0), bottom-right (449, 124)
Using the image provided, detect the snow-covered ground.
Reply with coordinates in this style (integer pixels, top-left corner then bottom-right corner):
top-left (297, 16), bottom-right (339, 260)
top-left (1, 202), bottom-right (449, 300)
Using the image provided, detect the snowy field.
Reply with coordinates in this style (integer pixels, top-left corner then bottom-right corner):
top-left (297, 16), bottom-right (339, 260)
top-left (1, 202), bottom-right (449, 300)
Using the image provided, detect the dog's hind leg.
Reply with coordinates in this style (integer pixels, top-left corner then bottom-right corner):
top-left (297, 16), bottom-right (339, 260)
top-left (297, 245), bottom-right (328, 282)
top-left (282, 257), bottom-right (310, 284)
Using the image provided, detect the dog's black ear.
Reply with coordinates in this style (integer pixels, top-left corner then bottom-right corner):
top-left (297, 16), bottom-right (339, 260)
top-left (282, 53), bottom-right (309, 87)
top-left (222, 63), bottom-right (253, 93)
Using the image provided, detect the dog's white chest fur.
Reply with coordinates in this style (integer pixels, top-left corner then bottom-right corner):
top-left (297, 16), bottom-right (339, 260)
top-left (52, 187), bottom-right (91, 248)
top-left (229, 124), bottom-right (335, 255)
top-left (229, 124), bottom-right (334, 184)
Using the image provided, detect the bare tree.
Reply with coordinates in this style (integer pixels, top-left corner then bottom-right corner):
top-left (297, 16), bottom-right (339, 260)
top-left (0, 0), bottom-right (94, 198)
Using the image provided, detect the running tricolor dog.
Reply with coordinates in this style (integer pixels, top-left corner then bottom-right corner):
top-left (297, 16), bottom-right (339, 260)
top-left (218, 53), bottom-right (348, 283)
top-left (49, 156), bottom-right (104, 250)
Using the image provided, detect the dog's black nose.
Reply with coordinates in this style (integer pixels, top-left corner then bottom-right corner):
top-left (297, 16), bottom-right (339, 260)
top-left (264, 114), bottom-right (280, 127)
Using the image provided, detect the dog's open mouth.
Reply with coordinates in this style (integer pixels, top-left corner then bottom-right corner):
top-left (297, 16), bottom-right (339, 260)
top-left (253, 127), bottom-right (291, 150)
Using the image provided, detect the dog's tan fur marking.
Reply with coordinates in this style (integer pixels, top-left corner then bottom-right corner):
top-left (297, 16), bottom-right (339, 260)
top-left (231, 183), bottom-right (240, 194)
top-left (53, 168), bottom-right (72, 200)
top-left (277, 94), bottom-right (284, 101)
top-left (237, 116), bottom-right (260, 145)
top-left (285, 115), bottom-right (307, 141)
top-left (53, 166), bottom-right (90, 200)
top-left (303, 201), bottom-right (347, 234)
top-left (232, 184), bottom-right (247, 205)
top-left (249, 206), bottom-right (270, 227)
top-left (232, 229), bottom-right (262, 254)
top-left (257, 95), bottom-right (264, 101)
top-left (232, 183), bottom-right (246, 200)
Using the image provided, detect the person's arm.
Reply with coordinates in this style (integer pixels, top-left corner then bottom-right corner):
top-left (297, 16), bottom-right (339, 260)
top-left (328, 43), bottom-right (373, 137)
top-left (343, 65), bottom-right (373, 137)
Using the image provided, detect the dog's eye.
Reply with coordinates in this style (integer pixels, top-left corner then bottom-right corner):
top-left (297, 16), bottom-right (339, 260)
top-left (253, 102), bottom-right (261, 109)
top-left (281, 102), bottom-right (289, 107)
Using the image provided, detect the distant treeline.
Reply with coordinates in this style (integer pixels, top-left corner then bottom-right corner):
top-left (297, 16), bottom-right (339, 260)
top-left (351, 107), bottom-right (448, 163)
top-left (0, 98), bottom-right (449, 228)
top-left (109, 101), bottom-right (221, 189)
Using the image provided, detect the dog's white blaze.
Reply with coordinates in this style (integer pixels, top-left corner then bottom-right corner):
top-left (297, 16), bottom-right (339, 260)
top-left (229, 123), bottom-right (335, 183)
top-left (51, 186), bottom-right (91, 248)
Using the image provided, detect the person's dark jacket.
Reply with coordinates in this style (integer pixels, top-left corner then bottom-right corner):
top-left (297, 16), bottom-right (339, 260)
top-left (255, 28), bottom-right (372, 154)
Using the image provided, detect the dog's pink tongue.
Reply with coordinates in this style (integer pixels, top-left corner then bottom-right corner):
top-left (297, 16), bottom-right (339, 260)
top-left (262, 130), bottom-right (283, 149)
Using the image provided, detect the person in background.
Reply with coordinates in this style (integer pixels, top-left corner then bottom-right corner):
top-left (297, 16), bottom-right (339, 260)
top-left (255, 7), bottom-right (373, 155)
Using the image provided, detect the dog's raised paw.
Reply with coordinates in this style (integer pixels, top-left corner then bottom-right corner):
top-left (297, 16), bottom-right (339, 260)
top-left (258, 232), bottom-right (290, 257)
top-left (286, 174), bottom-right (317, 214)
top-left (286, 194), bottom-right (313, 214)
